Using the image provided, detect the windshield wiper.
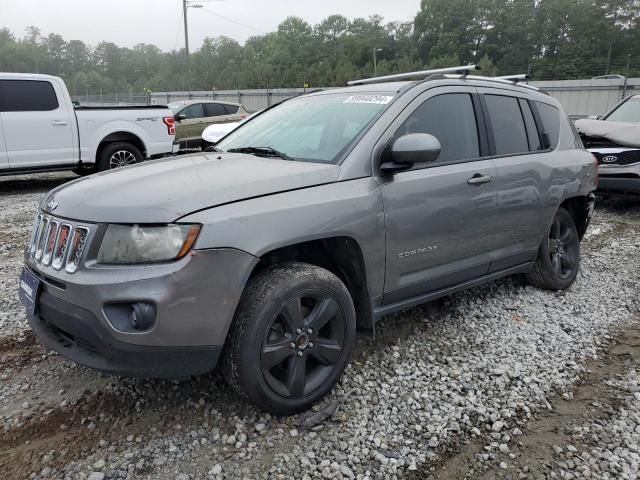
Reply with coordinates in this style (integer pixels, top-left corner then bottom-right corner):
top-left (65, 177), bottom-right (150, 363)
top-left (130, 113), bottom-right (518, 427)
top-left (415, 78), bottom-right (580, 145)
top-left (227, 146), bottom-right (294, 161)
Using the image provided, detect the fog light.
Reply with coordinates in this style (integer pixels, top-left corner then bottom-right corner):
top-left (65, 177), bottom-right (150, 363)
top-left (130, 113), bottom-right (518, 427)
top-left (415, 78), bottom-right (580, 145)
top-left (129, 303), bottom-right (155, 331)
top-left (104, 302), bottom-right (157, 333)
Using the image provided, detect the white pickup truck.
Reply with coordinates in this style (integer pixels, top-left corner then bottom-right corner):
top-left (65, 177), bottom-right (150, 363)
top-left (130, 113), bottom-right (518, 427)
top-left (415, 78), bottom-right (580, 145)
top-left (0, 73), bottom-right (178, 175)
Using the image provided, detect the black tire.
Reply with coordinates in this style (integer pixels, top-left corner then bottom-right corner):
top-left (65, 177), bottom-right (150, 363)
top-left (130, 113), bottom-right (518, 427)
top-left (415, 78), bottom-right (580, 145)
top-left (96, 142), bottom-right (143, 172)
top-left (201, 140), bottom-right (216, 152)
top-left (222, 262), bottom-right (356, 415)
top-left (527, 207), bottom-right (580, 290)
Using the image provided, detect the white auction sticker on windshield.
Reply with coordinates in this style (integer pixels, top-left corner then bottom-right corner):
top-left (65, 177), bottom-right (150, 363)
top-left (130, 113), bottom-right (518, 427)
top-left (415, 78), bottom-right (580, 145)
top-left (343, 95), bottom-right (394, 105)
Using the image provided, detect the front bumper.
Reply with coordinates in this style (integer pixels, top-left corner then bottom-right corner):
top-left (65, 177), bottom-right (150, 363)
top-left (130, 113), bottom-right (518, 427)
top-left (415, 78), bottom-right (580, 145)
top-left (28, 291), bottom-right (222, 377)
top-left (25, 247), bottom-right (258, 377)
top-left (597, 175), bottom-right (640, 194)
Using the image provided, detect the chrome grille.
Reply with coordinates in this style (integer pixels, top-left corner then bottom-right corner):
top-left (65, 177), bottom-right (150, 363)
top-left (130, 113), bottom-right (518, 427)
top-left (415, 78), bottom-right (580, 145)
top-left (42, 221), bottom-right (59, 266)
top-left (65, 227), bottom-right (89, 273)
top-left (28, 213), bottom-right (90, 274)
top-left (51, 224), bottom-right (71, 271)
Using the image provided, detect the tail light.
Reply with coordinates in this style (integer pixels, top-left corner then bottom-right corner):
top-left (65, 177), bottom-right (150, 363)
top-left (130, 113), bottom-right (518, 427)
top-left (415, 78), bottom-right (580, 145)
top-left (163, 116), bottom-right (176, 136)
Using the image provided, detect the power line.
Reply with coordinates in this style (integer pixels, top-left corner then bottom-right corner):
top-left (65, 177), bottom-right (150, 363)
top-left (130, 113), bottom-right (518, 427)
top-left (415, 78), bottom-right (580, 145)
top-left (199, 6), bottom-right (267, 35)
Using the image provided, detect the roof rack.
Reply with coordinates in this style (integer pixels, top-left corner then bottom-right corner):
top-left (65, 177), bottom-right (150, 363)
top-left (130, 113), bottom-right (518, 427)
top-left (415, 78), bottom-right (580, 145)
top-left (495, 74), bottom-right (531, 82)
top-left (347, 64), bottom-right (480, 86)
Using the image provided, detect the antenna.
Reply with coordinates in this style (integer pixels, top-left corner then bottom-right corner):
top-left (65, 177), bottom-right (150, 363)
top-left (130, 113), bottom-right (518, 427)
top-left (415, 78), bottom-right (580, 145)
top-left (347, 65), bottom-right (480, 86)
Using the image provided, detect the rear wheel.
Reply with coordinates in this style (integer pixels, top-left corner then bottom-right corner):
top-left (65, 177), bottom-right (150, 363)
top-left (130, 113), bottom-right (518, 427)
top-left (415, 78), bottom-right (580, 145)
top-left (222, 262), bottom-right (355, 415)
top-left (96, 142), bottom-right (143, 172)
top-left (527, 207), bottom-right (580, 290)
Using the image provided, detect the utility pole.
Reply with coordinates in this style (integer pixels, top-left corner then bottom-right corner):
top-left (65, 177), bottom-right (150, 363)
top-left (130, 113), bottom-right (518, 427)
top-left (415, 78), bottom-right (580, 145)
top-left (183, 0), bottom-right (191, 93)
top-left (373, 48), bottom-right (383, 76)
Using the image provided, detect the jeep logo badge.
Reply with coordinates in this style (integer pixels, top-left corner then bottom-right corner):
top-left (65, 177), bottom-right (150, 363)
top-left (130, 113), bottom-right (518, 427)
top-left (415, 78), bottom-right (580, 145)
top-left (46, 198), bottom-right (58, 211)
top-left (602, 155), bottom-right (618, 163)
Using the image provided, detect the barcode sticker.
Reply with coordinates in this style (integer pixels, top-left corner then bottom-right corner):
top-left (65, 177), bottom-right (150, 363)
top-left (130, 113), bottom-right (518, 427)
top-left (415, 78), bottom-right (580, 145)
top-left (343, 95), bottom-right (394, 105)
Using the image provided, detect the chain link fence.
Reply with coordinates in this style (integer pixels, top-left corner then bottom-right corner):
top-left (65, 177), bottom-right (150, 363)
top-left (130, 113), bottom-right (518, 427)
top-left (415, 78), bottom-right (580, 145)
top-left (72, 78), bottom-right (640, 117)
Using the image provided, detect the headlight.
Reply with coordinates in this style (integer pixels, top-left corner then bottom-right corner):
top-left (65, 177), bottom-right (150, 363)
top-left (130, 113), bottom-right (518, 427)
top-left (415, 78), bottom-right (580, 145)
top-left (97, 224), bottom-right (201, 264)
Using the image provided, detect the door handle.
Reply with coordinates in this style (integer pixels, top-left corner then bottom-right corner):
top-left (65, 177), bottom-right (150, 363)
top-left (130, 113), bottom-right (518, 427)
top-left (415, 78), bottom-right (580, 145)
top-left (467, 174), bottom-right (493, 185)
top-left (51, 120), bottom-right (67, 126)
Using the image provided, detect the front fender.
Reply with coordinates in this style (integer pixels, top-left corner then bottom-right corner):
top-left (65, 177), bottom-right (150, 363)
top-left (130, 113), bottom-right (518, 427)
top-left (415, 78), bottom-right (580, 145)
top-left (180, 177), bottom-right (387, 300)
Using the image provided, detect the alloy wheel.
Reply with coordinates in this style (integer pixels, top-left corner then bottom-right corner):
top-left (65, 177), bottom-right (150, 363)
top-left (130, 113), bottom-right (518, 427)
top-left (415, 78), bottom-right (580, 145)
top-left (261, 291), bottom-right (346, 399)
top-left (548, 216), bottom-right (579, 280)
top-left (109, 150), bottom-right (138, 169)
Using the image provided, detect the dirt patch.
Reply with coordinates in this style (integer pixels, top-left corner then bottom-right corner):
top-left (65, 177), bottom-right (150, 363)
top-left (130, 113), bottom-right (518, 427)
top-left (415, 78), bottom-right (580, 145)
top-left (422, 320), bottom-right (640, 479)
top-left (0, 331), bottom-right (47, 372)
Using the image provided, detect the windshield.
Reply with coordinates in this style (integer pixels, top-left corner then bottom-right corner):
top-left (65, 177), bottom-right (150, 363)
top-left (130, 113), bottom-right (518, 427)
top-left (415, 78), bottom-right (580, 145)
top-left (606, 97), bottom-right (640, 123)
top-left (216, 92), bottom-right (394, 163)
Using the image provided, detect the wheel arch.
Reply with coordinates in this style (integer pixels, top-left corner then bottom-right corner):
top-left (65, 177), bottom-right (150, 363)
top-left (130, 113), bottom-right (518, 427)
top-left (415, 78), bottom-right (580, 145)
top-left (247, 236), bottom-right (375, 336)
top-left (97, 131), bottom-right (147, 159)
top-left (559, 193), bottom-right (594, 240)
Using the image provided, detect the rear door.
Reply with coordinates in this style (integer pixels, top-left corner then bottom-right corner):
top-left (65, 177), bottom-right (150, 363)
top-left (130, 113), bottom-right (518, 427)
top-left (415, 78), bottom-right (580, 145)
top-left (204, 103), bottom-right (231, 125)
top-left (0, 79), bottom-right (76, 168)
top-left (478, 89), bottom-right (551, 270)
top-left (381, 87), bottom-right (499, 303)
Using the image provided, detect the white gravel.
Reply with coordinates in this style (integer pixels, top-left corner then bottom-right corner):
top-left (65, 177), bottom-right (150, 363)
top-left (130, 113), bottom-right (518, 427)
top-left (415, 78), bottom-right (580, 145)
top-left (1, 176), bottom-right (639, 480)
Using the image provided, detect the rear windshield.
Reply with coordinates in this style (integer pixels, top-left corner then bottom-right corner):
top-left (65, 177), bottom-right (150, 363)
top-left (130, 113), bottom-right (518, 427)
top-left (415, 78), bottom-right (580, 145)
top-left (216, 92), bottom-right (394, 164)
top-left (606, 97), bottom-right (640, 123)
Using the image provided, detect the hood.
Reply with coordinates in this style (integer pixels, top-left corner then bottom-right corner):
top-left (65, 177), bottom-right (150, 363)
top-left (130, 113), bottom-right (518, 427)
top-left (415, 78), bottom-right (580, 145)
top-left (42, 153), bottom-right (340, 223)
top-left (575, 118), bottom-right (640, 148)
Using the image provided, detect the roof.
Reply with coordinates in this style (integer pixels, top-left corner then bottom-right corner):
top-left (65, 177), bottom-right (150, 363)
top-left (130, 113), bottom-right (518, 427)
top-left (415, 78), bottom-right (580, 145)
top-left (0, 72), bottom-right (60, 81)
top-left (309, 75), bottom-right (542, 98)
top-left (168, 99), bottom-right (242, 107)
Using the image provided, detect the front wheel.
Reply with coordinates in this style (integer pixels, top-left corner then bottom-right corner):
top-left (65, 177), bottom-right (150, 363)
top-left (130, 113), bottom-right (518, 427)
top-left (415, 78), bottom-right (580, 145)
top-left (527, 207), bottom-right (580, 290)
top-left (222, 262), bottom-right (356, 415)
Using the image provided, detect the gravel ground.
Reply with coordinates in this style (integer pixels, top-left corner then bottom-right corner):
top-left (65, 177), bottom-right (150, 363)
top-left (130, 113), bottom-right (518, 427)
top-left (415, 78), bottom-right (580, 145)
top-left (1, 174), bottom-right (640, 480)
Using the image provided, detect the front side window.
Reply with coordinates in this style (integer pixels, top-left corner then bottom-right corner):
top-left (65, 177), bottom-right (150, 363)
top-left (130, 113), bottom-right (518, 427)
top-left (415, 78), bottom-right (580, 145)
top-left (394, 93), bottom-right (480, 163)
top-left (182, 103), bottom-right (204, 119)
top-left (217, 92), bottom-right (393, 164)
top-left (0, 80), bottom-right (59, 112)
top-left (484, 95), bottom-right (529, 155)
top-left (606, 97), bottom-right (640, 123)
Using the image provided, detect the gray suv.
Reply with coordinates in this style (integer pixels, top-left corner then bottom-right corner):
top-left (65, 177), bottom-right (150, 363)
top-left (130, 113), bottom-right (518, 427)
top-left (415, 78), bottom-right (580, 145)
top-left (21, 69), bottom-right (597, 414)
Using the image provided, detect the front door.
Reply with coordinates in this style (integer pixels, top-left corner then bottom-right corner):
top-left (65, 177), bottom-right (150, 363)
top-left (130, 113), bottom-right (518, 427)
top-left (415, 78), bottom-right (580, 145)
top-left (177, 103), bottom-right (205, 144)
top-left (0, 79), bottom-right (75, 168)
top-left (381, 88), bottom-right (499, 304)
top-left (0, 115), bottom-right (8, 169)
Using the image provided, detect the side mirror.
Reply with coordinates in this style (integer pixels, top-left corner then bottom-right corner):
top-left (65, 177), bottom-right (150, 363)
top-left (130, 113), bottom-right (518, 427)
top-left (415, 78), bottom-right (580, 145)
top-left (381, 133), bottom-right (441, 174)
top-left (175, 113), bottom-right (187, 122)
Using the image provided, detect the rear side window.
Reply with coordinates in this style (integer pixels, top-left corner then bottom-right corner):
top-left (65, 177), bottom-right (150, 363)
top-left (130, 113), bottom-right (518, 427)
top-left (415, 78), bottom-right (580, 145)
top-left (205, 103), bottom-right (227, 117)
top-left (535, 102), bottom-right (561, 149)
top-left (395, 93), bottom-right (479, 163)
top-left (0, 80), bottom-right (59, 112)
top-left (484, 95), bottom-right (529, 155)
top-left (519, 99), bottom-right (542, 151)
top-left (223, 104), bottom-right (240, 114)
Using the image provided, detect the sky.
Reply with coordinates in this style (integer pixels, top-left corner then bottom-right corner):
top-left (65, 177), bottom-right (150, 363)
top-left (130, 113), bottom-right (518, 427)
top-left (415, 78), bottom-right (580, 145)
top-left (0, 0), bottom-right (421, 50)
